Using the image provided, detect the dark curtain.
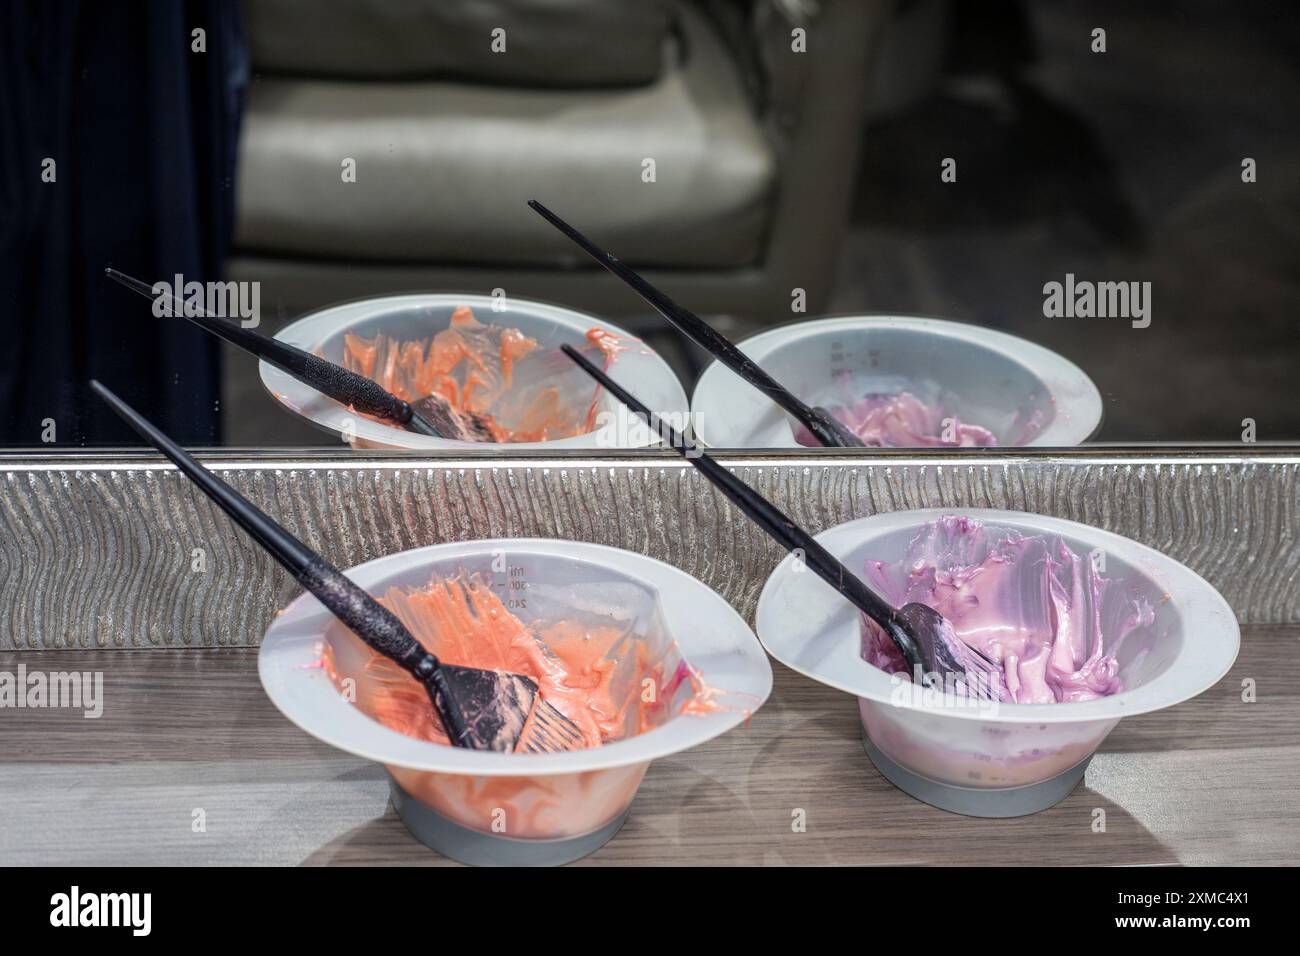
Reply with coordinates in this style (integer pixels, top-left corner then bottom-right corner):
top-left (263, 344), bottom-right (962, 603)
top-left (0, 0), bottom-right (247, 446)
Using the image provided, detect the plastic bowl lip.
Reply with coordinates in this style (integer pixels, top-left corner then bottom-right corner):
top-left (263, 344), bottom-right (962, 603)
top-left (755, 507), bottom-right (1240, 725)
top-left (258, 537), bottom-right (773, 777)
top-left (259, 292), bottom-right (688, 451)
top-left (690, 313), bottom-right (1104, 448)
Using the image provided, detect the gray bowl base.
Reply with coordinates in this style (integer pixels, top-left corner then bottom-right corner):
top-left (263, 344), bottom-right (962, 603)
top-left (388, 774), bottom-right (630, 866)
top-left (861, 731), bottom-right (1090, 818)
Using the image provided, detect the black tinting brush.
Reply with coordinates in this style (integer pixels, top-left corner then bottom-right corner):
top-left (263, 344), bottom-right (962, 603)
top-left (103, 268), bottom-right (495, 442)
top-left (559, 346), bottom-right (1000, 697)
top-left (528, 199), bottom-right (865, 448)
top-left (90, 380), bottom-right (583, 753)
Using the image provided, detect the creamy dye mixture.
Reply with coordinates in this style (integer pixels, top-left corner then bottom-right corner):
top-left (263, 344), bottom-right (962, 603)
top-left (860, 515), bottom-right (1156, 703)
top-left (323, 571), bottom-right (717, 750)
top-left (341, 305), bottom-right (623, 442)
top-left (796, 390), bottom-right (998, 447)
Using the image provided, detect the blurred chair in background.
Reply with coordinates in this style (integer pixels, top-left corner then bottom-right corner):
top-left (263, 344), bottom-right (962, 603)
top-left (230, 0), bottom-right (893, 329)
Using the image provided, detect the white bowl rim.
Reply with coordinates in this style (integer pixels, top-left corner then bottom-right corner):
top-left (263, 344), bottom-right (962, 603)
top-left (259, 292), bottom-right (688, 450)
top-left (690, 314), bottom-right (1104, 447)
top-left (259, 538), bottom-right (773, 776)
top-left (755, 507), bottom-right (1240, 724)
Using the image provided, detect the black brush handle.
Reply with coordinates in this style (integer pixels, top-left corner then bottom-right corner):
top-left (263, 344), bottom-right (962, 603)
top-left (560, 347), bottom-right (916, 669)
top-left (88, 381), bottom-right (470, 741)
top-left (103, 269), bottom-right (445, 438)
top-left (529, 200), bottom-right (864, 448)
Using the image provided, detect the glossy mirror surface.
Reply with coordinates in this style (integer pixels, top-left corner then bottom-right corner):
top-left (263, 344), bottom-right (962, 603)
top-left (4, 1), bottom-right (1295, 451)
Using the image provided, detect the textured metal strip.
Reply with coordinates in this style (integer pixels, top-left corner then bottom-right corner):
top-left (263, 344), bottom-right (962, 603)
top-left (1, 451), bottom-right (1297, 648)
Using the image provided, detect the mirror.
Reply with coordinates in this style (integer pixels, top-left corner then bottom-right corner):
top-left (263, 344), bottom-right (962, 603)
top-left (5, 1), bottom-right (1295, 451)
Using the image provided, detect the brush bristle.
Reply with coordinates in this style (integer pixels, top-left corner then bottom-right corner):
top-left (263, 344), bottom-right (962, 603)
top-left (437, 664), bottom-right (538, 751)
top-left (515, 699), bottom-right (585, 754)
top-left (410, 393), bottom-right (497, 443)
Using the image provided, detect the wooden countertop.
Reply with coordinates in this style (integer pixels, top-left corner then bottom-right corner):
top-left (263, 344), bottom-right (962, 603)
top-left (2, 626), bottom-right (1296, 866)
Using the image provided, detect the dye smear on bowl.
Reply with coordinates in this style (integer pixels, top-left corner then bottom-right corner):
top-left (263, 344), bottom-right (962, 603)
top-left (859, 515), bottom-right (1156, 704)
top-left (795, 388), bottom-right (998, 447)
top-left (755, 506), bottom-right (1236, 811)
top-left (339, 304), bottom-right (627, 443)
top-left (691, 316), bottom-right (1103, 448)
top-left (794, 377), bottom-right (1045, 448)
top-left (855, 514), bottom-right (1159, 791)
top-left (322, 568), bottom-right (725, 838)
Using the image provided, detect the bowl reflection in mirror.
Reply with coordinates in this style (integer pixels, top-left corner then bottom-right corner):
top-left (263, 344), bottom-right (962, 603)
top-left (692, 315), bottom-right (1103, 448)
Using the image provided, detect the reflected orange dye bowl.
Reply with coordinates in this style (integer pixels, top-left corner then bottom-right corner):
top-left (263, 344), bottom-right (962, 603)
top-left (259, 293), bottom-right (689, 450)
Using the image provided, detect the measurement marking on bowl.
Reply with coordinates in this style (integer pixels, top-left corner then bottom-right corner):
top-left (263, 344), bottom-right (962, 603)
top-left (489, 564), bottom-right (532, 611)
